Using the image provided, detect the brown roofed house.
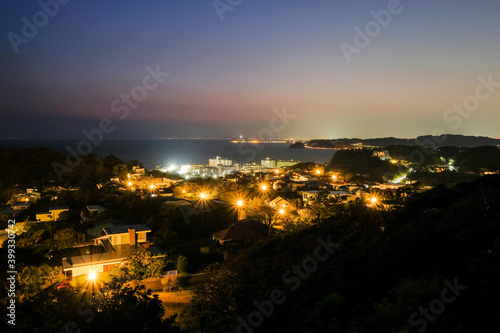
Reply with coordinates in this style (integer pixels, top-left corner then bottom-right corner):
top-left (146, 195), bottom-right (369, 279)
top-left (212, 218), bottom-right (275, 246)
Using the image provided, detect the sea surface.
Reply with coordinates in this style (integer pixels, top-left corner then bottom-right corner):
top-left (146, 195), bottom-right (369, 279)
top-left (0, 139), bottom-right (336, 169)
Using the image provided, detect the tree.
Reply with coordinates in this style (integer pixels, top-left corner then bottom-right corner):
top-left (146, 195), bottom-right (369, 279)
top-left (245, 197), bottom-right (283, 227)
top-left (308, 190), bottom-right (342, 224)
top-left (176, 255), bottom-right (188, 273)
top-left (121, 251), bottom-right (167, 280)
top-left (92, 280), bottom-right (176, 333)
top-left (17, 264), bottom-right (63, 300)
top-left (112, 164), bottom-right (129, 180)
top-left (53, 227), bottom-right (78, 249)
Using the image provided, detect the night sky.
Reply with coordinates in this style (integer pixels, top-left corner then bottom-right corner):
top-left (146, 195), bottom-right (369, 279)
top-left (1, 0), bottom-right (499, 139)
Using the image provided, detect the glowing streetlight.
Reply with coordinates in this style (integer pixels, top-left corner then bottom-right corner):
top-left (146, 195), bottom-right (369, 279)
top-left (279, 208), bottom-right (285, 215)
top-left (332, 175), bottom-right (337, 180)
top-left (316, 169), bottom-right (321, 175)
top-left (87, 271), bottom-right (97, 285)
top-left (200, 192), bottom-right (207, 199)
top-left (127, 181), bottom-right (133, 186)
top-left (236, 199), bottom-right (244, 220)
top-left (149, 184), bottom-right (155, 190)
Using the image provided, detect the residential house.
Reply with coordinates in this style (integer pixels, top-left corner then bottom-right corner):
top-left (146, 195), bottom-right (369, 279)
top-left (299, 190), bottom-right (357, 206)
top-left (103, 224), bottom-right (151, 246)
top-left (86, 219), bottom-right (129, 240)
top-left (80, 205), bottom-right (108, 222)
top-left (269, 196), bottom-right (293, 210)
top-left (14, 190), bottom-right (41, 203)
top-left (11, 202), bottom-right (30, 211)
top-left (212, 219), bottom-right (275, 246)
top-left (157, 188), bottom-right (174, 197)
top-left (36, 212), bottom-right (53, 222)
top-left (131, 166), bottom-right (146, 179)
top-left (36, 206), bottom-right (70, 222)
top-left (63, 223), bottom-right (154, 278)
top-left (49, 206), bottom-right (70, 221)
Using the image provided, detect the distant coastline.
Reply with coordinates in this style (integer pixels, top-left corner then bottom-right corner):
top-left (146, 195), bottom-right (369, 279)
top-left (304, 134), bottom-right (500, 149)
top-left (0, 139), bottom-right (336, 169)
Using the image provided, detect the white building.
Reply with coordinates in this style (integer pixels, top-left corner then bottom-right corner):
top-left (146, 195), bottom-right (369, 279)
top-left (277, 159), bottom-right (300, 168)
top-left (62, 224), bottom-right (153, 278)
top-left (261, 157), bottom-right (276, 168)
top-left (299, 190), bottom-right (357, 206)
top-left (209, 156), bottom-right (232, 167)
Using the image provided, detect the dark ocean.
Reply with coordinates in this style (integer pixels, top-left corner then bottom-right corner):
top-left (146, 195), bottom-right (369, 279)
top-left (0, 139), bottom-right (335, 169)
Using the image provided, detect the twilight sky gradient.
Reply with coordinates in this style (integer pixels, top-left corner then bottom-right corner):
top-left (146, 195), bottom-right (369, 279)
top-left (1, 0), bottom-right (499, 139)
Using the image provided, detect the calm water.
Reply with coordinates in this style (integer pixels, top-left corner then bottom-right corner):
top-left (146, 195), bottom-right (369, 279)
top-left (0, 139), bottom-right (335, 169)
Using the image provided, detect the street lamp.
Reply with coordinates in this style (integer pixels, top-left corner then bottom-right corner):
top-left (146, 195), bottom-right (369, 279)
top-left (88, 271), bottom-right (97, 282)
top-left (236, 199), bottom-right (244, 220)
top-left (200, 192), bottom-right (207, 199)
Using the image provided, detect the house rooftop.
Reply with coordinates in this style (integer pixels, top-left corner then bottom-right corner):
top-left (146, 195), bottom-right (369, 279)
top-left (12, 202), bottom-right (30, 207)
top-left (49, 206), bottom-right (69, 211)
top-left (103, 223), bottom-right (151, 235)
top-left (86, 218), bottom-right (129, 239)
top-left (86, 205), bottom-right (108, 212)
top-left (212, 219), bottom-right (274, 243)
top-left (300, 190), bottom-right (350, 195)
top-left (62, 243), bottom-right (145, 271)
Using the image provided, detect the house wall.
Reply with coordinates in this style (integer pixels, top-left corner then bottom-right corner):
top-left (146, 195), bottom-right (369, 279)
top-left (51, 209), bottom-right (69, 221)
top-left (36, 213), bottom-right (52, 222)
top-left (71, 263), bottom-right (105, 278)
top-left (70, 260), bottom-right (122, 278)
top-left (109, 231), bottom-right (148, 246)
